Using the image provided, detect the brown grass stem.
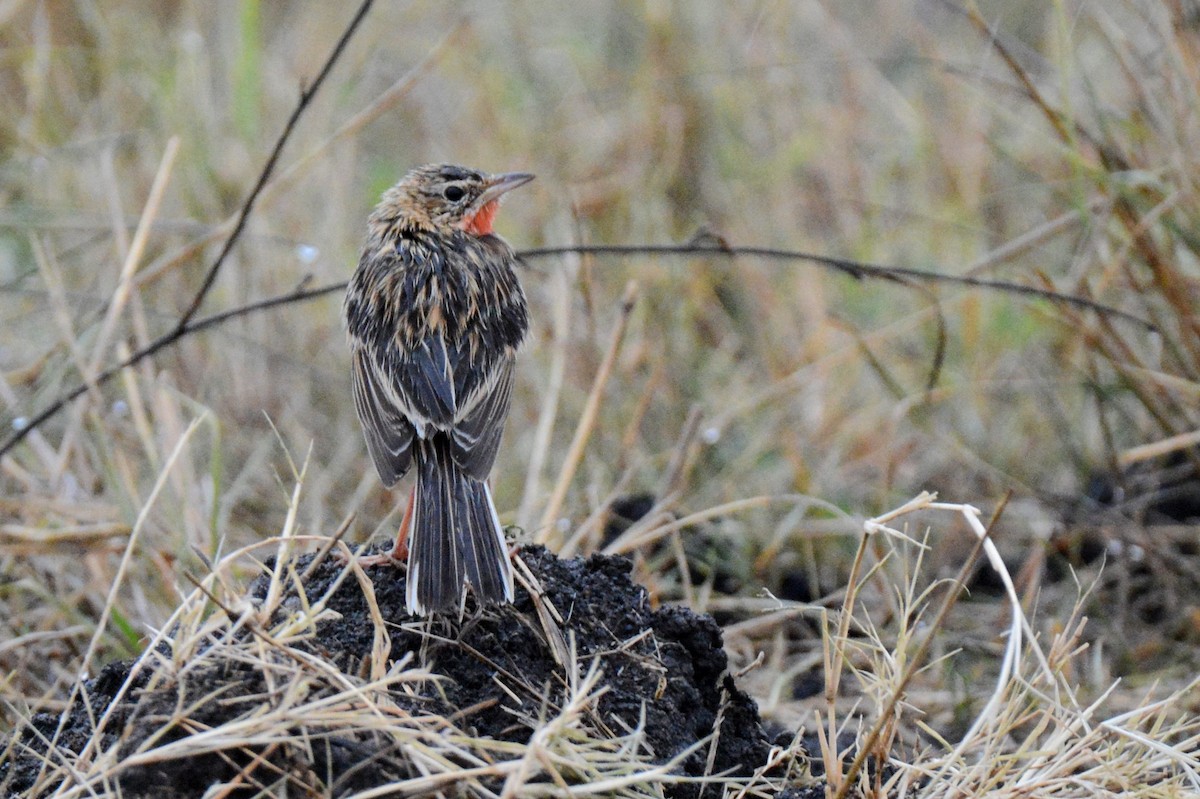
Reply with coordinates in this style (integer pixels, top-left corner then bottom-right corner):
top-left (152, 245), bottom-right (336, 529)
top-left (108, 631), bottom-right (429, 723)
top-left (518, 262), bottom-right (573, 531)
top-left (41, 414), bottom-right (206, 783)
top-left (84, 138), bottom-right (179, 386)
top-left (535, 281), bottom-right (638, 545)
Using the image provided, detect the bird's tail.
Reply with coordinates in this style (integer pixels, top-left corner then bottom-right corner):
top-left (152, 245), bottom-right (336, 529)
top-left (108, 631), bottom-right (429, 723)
top-left (406, 436), bottom-right (513, 615)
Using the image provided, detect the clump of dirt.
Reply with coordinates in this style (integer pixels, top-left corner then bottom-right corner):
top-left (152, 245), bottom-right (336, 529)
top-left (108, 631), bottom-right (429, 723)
top-left (0, 545), bottom-right (808, 797)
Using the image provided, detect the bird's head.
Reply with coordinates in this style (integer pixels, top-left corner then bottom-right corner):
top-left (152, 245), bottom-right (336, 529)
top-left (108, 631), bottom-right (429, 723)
top-left (375, 163), bottom-right (534, 236)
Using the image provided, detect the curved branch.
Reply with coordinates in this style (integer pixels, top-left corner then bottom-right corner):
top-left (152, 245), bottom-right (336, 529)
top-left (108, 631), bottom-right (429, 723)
top-left (519, 244), bottom-right (1157, 333)
top-left (0, 239), bottom-right (1155, 461)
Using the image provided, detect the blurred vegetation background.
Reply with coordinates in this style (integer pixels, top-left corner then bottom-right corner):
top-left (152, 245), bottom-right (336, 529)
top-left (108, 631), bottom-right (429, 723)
top-left (1, 0), bottom-right (1198, 718)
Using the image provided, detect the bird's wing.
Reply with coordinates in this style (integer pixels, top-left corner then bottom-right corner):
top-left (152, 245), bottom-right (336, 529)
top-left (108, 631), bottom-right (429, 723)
top-left (387, 331), bottom-right (457, 429)
top-left (351, 349), bottom-right (415, 486)
top-left (450, 356), bottom-right (515, 480)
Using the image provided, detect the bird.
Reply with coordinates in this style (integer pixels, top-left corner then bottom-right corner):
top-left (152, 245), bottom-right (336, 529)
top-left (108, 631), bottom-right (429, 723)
top-left (344, 163), bottom-right (533, 615)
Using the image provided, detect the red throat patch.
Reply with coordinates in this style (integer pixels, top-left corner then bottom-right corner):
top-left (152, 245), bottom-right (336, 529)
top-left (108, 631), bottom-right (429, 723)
top-left (463, 200), bottom-right (499, 235)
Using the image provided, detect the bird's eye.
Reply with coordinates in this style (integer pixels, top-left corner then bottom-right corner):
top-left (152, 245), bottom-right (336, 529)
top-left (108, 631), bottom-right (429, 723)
top-left (443, 185), bottom-right (466, 202)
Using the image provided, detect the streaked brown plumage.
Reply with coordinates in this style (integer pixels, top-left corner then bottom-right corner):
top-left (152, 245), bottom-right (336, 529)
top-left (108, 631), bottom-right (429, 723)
top-left (345, 163), bottom-right (532, 615)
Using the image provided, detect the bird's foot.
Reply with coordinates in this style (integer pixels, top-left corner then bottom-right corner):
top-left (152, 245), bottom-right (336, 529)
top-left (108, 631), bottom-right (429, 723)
top-left (337, 543), bottom-right (408, 569)
top-left (356, 551), bottom-right (406, 568)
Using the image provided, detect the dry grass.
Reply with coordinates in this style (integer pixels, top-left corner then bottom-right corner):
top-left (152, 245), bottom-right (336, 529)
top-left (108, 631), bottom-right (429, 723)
top-left (2, 0), bottom-right (1200, 796)
top-left (4, 502), bottom-right (700, 797)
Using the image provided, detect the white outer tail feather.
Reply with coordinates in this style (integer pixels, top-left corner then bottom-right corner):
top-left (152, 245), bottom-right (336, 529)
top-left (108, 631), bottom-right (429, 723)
top-left (484, 482), bottom-right (515, 603)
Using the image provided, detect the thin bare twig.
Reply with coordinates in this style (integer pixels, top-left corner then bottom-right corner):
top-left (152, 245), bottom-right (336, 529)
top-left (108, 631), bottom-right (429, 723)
top-left (174, 0), bottom-right (374, 330)
top-left (519, 243), bottom-right (1157, 331)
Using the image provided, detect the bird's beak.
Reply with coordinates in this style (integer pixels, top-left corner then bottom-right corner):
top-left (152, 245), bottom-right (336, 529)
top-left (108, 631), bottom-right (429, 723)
top-left (476, 172), bottom-right (535, 208)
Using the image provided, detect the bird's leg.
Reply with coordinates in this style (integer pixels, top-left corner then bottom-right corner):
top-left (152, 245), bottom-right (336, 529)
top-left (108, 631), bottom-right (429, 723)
top-left (392, 486), bottom-right (415, 560)
top-left (350, 486), bottom-right (415, 567)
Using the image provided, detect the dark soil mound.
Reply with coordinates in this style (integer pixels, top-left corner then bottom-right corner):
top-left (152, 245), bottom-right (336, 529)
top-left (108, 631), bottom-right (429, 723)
top-left (1, 546), bottom-right (804, 797)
